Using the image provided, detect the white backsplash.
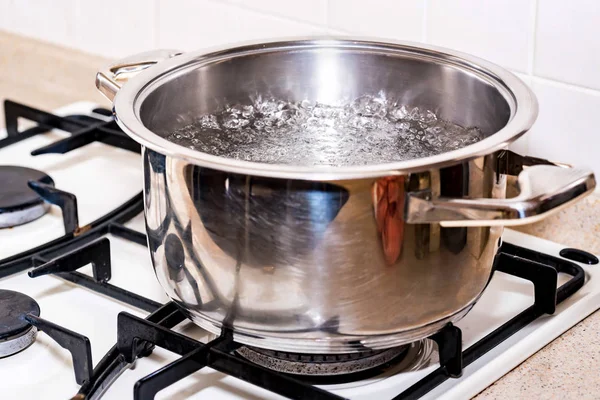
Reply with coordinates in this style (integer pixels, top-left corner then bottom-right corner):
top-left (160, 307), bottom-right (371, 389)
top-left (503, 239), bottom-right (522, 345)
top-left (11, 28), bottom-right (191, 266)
top-left (0, 0), bottom-right (598, 175)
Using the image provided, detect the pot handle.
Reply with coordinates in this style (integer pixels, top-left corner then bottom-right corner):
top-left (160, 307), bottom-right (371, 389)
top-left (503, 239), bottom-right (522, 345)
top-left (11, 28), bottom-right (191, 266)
top-left (95, 49), bottom-right (182, 101)
top-left (406, 164), bottom-right (595, 227)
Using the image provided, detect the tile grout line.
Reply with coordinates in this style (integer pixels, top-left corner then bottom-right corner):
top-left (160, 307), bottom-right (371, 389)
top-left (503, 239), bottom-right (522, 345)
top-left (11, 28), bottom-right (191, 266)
top-left (527, 0), bottom-right (539, 78)
top-left (531, 75), bottom-right (600, 97)
top-left (519, 1), bottom-right (600, 98)
top-left (205, 0), bottom-right (330, 31)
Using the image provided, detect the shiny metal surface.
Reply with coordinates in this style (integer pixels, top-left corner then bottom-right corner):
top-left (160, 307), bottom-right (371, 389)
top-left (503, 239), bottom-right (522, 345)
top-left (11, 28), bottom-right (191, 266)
top-left (0, 326), bottom-right (37, 357)
top-left (97, 38), bottom-right (595, 353)
top-left (96, 49), bottom-right (181, 101)
top-left (104, 37), bottom-right (538, 179)
top-left (407, 165), bottom-right (596, 226)
top-left (143, 149), bottom-right (501, 352)
top-left (0, 202), bottom-right (49, 229)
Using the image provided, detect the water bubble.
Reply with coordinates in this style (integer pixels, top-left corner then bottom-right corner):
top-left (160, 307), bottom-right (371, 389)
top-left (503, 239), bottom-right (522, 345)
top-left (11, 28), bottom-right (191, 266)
top-left (423, 110), bottom-right (437, 123)
top-left (350, 95), bottom-right (386, 117)
top-left (389, 105), bottom-right (408, 121)
top-left (301, 99), bottom-right (314, 110)
top-left (242, 105), bottom-right (254, 118)
top-left (258, 99), bottom-right (280, 115)
top-left (397, 121), bottom-right (410, 131)
top-left (165, 94), bottom-right (484, 166)
top-left (222, 115), bottom-right (242, 129)
top-left (228, 104), bottom-right (243, 115)
top-left (312, 105), bottom-right (332, 118)
top-left (408, 107), bottom-right (421, 121)
top-left (198, 115), bottom-right (219, 129)
top-left (276, 109), bottom-right (299, 122)
top-left (306, 117), bottom-right (320, 126)
top-left (365, 134), bottom-right (377, 144)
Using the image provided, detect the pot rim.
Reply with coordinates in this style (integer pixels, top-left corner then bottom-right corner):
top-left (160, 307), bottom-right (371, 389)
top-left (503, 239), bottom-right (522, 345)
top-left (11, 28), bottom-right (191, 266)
top-left (113, 36), bottom-right (538, 180)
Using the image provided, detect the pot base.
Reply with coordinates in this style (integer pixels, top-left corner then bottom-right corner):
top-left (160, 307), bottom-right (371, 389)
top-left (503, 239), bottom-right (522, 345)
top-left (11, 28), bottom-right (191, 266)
top-left (185, 303), bottom-right (473, 354)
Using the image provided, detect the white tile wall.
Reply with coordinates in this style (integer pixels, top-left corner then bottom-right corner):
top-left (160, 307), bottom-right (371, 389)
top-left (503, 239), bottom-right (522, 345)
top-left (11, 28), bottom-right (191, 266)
top-left (224, 0), bottom-right (328, 26)
top-left (328, 0), bottom-right (424, 40)
top-left (527, 80), bottom-right (600, 166)
top-left (427, 0), bottom-right (534, 73)
top-left (74, 0), bottom-right (156, 58)
top-left (0, 0), bottom-right (76, 47)
top-left (157, 0), bottom-right (326, 51)
top-left (0, 0), bottom-right (599, 175)
top-left (535, 0), bottom-right (600, 90)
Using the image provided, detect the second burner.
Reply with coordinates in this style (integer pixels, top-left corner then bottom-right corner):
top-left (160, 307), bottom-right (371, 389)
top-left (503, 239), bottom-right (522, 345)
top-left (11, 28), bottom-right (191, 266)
top-left (0, 166), bottom-right (53, 228)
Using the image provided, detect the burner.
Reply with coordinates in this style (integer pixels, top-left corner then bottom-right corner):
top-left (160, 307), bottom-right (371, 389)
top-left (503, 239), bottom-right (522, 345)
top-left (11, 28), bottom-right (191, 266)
top-left (0, 166), bottom-right (54, 228)
top-left (0, 290), bottom-right (40, 357)
top-left (236, 344), bottom-right (412, 384)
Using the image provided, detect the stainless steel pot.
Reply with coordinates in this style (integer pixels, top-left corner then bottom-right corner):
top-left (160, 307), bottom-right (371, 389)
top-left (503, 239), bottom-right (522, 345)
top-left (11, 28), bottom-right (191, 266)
top-left (96, 38), bottom-right (595, 354)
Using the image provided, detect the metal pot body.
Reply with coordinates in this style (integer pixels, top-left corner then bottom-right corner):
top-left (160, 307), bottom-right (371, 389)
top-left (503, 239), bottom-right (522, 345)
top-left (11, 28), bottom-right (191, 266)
top-left (144, 147), bottom-right (502, 353)
top-left (96, 38), bottom-right (595, 353)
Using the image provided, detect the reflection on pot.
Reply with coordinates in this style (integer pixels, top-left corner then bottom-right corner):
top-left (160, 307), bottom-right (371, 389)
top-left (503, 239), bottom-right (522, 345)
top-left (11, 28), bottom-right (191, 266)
top-left (440, 163), bottom-right (469, 254)
top-left (373, 176), bottom-right (405, 265)
top-left (187, 167), bottom-right (350, 268)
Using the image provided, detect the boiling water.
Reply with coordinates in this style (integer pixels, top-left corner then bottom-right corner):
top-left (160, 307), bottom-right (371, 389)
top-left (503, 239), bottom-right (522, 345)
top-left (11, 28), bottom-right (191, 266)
top-left (165, 94), bottom-right (484, 167)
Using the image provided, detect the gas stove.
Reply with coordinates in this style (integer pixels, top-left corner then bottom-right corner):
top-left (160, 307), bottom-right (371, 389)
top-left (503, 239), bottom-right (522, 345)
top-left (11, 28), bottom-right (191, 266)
top-left (1, 100), bottom-right (599, 400)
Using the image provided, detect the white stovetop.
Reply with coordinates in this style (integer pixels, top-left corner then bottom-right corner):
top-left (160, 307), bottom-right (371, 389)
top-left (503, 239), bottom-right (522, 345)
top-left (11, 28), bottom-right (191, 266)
top-left (1, 103), bottom-right (599, 400)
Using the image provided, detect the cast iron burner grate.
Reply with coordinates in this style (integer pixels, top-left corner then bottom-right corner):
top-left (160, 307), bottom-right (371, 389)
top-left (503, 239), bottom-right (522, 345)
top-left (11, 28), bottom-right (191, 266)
top-left (0, 99), bottom-right (588, 399)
